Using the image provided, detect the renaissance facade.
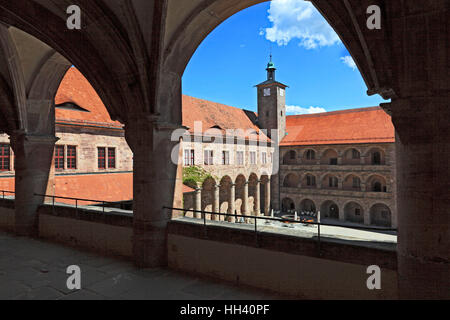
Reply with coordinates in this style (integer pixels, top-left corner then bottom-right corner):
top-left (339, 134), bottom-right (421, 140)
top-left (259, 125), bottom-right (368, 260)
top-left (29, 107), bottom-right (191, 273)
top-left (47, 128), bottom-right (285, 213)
top-left (0, 63), bottom-right (396, 227)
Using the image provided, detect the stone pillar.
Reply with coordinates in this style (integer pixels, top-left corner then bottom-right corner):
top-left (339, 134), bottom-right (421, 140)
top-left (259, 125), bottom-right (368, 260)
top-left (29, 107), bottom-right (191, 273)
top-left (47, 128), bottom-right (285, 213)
top-left (265, 179), bottom-right (271, 216)
top-left (125, 116), bottom-right (181, 268)
top-left (228, 183), bottom-right (235, 222)
top-left (11, 132), bottom-right (57, 236)
top-left (243, 181), bottom-right (249, 215)
top-left (194, 187), bottom-right (202, 219)
top-left (254, 180), bottom-right (261, 215)
top-left (213, 184), bottom-right (220, 221)
top-left (391, 97), bottom-right (450, 299)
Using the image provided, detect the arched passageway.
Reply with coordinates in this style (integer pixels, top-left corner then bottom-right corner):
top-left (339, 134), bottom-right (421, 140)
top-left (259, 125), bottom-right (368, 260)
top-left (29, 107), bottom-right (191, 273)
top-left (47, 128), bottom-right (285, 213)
top-left (370, 204), bottom-right (392, 228)
top-left (321, 201), bottom-right (339, 220)
top-left (344, 202), bottom-right (364, 224)
top-left (281, 197), bottom-right (295, 212)
top-left (299, 199), bottom-right (316, 213)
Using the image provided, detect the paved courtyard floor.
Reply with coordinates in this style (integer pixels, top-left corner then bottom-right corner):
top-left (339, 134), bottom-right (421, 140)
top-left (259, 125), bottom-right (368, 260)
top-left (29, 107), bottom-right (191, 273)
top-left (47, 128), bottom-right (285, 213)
top-left (0, 231), bottom-right (284, 300)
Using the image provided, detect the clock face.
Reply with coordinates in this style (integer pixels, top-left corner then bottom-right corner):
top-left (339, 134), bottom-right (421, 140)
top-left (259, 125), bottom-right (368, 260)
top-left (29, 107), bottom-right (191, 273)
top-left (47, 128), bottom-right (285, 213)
top-left (264, 88), bottom-right (271, 96)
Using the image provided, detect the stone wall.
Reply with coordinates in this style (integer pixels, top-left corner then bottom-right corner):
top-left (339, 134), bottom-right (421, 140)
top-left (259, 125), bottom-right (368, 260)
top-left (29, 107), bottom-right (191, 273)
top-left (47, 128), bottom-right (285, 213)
top-left (279, 143), bottom-right (397, 227)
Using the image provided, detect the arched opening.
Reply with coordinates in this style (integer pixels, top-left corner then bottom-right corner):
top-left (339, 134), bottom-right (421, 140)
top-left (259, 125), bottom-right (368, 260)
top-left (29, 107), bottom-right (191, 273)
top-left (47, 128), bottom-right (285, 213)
top-left (302, 173), bottom-right (317, 189)
top-left (219, 176), bottom-right (233, 220)
top-left (370, 204), bottom-right (392, 227)
top-left (367, 175), bottom-right (387, 192)
top-left (302, 149), bottom-right (316, 164)
top-left (201, 177), bottom-right (217, 220)
top-left (235, 174), bottom-right (247, 216)
top-left (343, 148), bottom-right (361, 165)
top-left (320, 200), bottom-right (339, 220)
top-left (344, 202), bottom-right (364, 224)
top-left (322, 174), bottom-right (339, 189)
top-left (283, 150), bottom-right (297, 165)
top-left (366, 148), bottom-right (386, 165)
top-left (248, 173), bottom-right (259, 215)
top-left (320, 149), bottom-right (339, 165)
top-left (342, 174), bottom-right (362, 191)
top-left (299, 199), bottom-right (316, 213)
top-left (281, 197), bottom-right (295, 212)
top-left (282, 173), bottom-right (299, 188)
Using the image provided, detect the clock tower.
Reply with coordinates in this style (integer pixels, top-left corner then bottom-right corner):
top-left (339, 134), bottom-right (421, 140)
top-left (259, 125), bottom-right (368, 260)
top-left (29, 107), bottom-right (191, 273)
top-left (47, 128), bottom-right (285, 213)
top-left (256, 56), bottom-right (288, 143)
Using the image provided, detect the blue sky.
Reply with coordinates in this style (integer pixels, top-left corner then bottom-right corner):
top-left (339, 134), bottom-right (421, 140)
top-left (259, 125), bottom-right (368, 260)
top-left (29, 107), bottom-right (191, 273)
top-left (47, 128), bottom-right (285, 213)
top-left (182, 0), bottom-right (387, 115)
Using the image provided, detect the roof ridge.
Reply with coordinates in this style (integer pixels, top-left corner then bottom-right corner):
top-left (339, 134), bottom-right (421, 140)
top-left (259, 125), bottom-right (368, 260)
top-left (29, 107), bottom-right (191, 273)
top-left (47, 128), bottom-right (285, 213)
top-left (286, 106), bottom-right (383, 119)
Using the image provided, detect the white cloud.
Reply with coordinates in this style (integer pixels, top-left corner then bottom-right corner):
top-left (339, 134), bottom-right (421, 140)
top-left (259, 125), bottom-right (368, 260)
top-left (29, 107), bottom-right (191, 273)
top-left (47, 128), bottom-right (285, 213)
top-left (340, 55), bottom-right (357, 70)
top-left (286, 105), bottom-right (327, 115)
top-left (262, 0), bottom-right (341, 49)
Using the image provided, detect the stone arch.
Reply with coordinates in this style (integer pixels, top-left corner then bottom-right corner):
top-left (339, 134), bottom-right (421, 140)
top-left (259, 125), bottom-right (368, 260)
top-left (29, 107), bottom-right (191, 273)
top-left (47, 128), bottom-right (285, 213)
top-left (299, 199), bottom-right (316, 213)
top-left (342, 147), bottom-right (362, 165)
top-left (367, 174), bottom-right (387, 192)
top-left (219, 175), bottom-right (232, 220)
top-left (344, 201), bottom-right (364, 224)
top-left (282, 149), bottom-right (297, 165)
top-left (342, 173), bottom-right (362, 191)
top-left (320, 200), bottom-right (339, 220)
top-left (282, 172), bottom-right (300, 188)
top-left (301, 172), bottom-right (317, 189)
top-left (302, 148), bottom-right (317, 164)
top-left (320, 148), bottom-right (339, 165)
top-left (235, 174), bottom-right (247, 216)
top-left (321, 173), bottom-right (339, 189)
top-left (201, 176), bottom-right (217, 219)
top-left (370, 203), bottom-right (392, 227)
top-left (248, 173), bottom-right (259, 214)
top-left (365, 147), bottom-right (386, 165)
top-left (281, 197), bottom-right (295, 212)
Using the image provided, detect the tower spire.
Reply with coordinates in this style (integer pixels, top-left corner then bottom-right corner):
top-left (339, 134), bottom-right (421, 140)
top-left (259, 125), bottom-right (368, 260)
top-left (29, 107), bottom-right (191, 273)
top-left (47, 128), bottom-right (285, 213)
top-left (266, 54), bottom-right (276, 81)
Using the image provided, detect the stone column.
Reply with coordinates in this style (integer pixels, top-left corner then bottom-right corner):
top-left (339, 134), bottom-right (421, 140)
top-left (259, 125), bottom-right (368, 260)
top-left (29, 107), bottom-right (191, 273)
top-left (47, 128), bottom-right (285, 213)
top-left (125, 116), bottom-right (181, 268)
top-left (11, 132), bottom-right (57, 236)
top-left (228, 183), bottom-right (235, 222)
top-left (194, 187), bottom-right (202, 219)
top-left (243, 181), bottom-right (249, 216)
top-left (265, 179), bottom-right (271, 216)
top-left (254, 180), bottom-right (261, 216)
top-left (391, 97), bottom-right (449, 299)
top-left (213, 184), bottom-right (220, 221)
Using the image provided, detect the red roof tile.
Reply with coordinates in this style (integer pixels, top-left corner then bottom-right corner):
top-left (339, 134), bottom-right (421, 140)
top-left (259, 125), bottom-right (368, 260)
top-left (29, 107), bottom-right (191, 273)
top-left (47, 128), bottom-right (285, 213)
top-left (55, 68), bottom-right (123, 128)
top-left (181, 95), bottom-right (269, 142)
top-left (281, 107), bottom-right (395, 146)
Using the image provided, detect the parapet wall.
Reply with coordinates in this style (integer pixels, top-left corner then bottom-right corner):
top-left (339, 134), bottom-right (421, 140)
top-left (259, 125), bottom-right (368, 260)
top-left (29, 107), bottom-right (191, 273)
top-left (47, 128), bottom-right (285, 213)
top-left (168, 219), bottom-right (398, 299)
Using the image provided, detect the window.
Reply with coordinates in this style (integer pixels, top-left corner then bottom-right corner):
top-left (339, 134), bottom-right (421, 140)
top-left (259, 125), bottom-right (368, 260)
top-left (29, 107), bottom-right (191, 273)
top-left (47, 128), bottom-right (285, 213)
top-left (289, 150), bottom-right (296, 159)
top-left (262, 152), bottom-right (267, 164)
top-left (108, 148), bottom-right (116, 169)
top-left (372, 152), bottom-right (381, 165)
top-left (98, 147), bottom-right (106, 169)
top-left (66, 146), bottom-right (77, 169)
top-left (184, 149), bottom-right (195, 166)
top-left (329, 158), bottom-right (338, 165)
top-left (306, 175), bottom-right (316, 187)
top-left (222, 151), bottom-right (230, 165)
top-left (355, 208), bottom-right (361, 216)
top-left (329, 176), bottom-right (338, 188)
top-left (250, 152), bottom-right (256, 165)
top-left (352, 177), bottom-right (360, 189)
top-left (204, 150), bottom-right (213, 165)
top-left (306, 150), bottom-right (315, 160)
top-left (352, 149), bottom-right (361, 159)
top-left (0, 144), bottom-right (10, 171)
top-left (54, 145), bottom-right (64, 170)
top-left (236, 151), bottom-right (244, 165)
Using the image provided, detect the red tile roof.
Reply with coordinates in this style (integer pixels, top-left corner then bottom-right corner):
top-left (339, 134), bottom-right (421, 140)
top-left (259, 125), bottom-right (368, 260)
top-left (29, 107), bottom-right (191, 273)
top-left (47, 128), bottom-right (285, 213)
top-left (55, 68), bottom-right (123, 129)
top-left (281, 107), bottom-right (395, 146)
top-left (0, 173), bottom-right (132, 205)
top-left (182, 95), bottom-right (269, 142)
